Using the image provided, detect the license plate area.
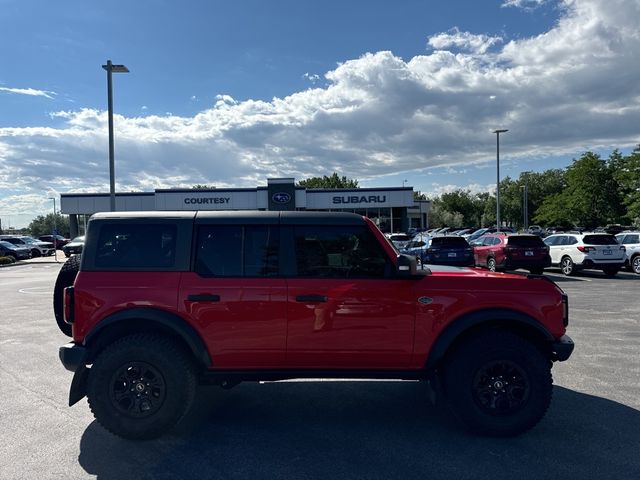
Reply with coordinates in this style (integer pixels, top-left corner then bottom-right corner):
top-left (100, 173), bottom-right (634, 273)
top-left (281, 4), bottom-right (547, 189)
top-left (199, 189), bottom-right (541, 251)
top-left (525, 250), bottom-right (534, 256)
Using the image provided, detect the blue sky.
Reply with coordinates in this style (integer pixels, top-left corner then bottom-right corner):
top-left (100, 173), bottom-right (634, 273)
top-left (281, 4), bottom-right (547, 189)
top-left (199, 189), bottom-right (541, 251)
top-left (1, 0), bottom-right (639, 227)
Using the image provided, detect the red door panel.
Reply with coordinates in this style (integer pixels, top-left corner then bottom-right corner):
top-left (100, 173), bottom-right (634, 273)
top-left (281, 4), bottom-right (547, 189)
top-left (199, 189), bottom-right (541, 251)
top-left (179, 274), bottom-right (287, 368)
top-left (286, 278), bottom-right (415, 368)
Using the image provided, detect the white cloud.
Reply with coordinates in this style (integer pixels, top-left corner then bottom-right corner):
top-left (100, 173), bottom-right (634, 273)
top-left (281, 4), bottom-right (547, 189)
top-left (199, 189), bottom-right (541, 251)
top-left (1, 0), bottom-right (640, 226)
top-left (0, 86), bottom-right (56, 99)
top-left (502, 0), bottom-right (548, 9)
top-left (428, 27), bottom-right (503, 54)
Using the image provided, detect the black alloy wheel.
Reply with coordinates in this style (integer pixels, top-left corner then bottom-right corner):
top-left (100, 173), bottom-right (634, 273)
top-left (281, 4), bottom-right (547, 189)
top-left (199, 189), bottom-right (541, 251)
top-left (109, 362), bottom-right (166, 418)
top-left (472, 360), bottom-right (530, 415)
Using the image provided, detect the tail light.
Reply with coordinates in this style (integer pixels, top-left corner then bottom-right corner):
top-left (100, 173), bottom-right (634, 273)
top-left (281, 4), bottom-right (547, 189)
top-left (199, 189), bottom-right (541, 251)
top-left (577, 246), bottom-right (595, 253)
top-left (63, 286), bottom-right (75, 324)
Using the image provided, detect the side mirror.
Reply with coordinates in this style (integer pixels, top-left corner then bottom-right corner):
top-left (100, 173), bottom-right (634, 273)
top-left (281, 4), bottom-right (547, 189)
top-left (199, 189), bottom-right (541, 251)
top-left (396, 254), bottom-right (418, 277)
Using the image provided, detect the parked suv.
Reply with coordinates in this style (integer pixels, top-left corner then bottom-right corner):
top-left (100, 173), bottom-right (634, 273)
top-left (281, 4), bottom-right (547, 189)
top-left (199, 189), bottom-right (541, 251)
top-left (544, 233), bottom-right (625, 276)
top-left (57, 211), bottom-right (573, 440)
top-left (0, 235), bottom-right (54, 257)
top-left (615, 232), bottom-right (640, 274)
top-left (420, 236), bottom-right (474, 266)
top-left (472, 234), bottom-right (551, 274)
top-left (39, 234), bottom-right (69, 249)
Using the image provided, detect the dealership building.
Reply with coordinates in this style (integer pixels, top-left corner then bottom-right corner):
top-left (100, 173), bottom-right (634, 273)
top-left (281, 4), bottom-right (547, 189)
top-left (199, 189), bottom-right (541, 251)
top-left (60, 178), bottom-right (430, 238)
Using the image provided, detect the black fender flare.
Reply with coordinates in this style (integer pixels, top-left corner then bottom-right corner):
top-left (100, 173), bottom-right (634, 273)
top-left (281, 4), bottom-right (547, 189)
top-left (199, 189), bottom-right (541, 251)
top-left (84, 307), bottom-right (212, 367)
top-left (424, 308), bottom-right (555, 372)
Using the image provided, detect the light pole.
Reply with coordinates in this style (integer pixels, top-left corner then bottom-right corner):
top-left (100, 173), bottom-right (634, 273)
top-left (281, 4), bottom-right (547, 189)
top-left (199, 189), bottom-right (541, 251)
top-left (493, 129), bottom-right (508, 232)
top-left (522, 173), bottom-right (529, 231)
top-left (402, 179), bottom-right (408, 188)
top-left (102, 60), bottom-right (129, 212)
top-left (49, 197), bottom-right (58, 261)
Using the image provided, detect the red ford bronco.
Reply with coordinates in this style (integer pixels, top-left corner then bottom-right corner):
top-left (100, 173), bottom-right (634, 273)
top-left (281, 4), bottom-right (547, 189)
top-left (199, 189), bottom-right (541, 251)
top-left (56, 211), bottom-right (573, 439)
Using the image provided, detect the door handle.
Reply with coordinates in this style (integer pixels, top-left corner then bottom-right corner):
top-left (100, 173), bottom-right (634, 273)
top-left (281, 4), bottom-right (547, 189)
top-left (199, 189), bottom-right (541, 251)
top-left (296, 295), bottom-right (328, 303)
top-left (187, 294), bottom-right (220, 302)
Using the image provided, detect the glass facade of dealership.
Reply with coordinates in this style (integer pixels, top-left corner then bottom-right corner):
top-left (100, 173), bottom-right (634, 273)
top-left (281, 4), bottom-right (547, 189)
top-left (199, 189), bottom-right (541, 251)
top-left (60, 178), bottom-right (430, 238)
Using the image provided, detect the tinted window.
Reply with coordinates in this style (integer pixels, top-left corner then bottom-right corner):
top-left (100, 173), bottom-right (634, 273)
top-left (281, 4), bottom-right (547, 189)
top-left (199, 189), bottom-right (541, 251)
top-left (583, 234), bottom-right (617, 245)
top-left (624, 234), bottom-right (639, 244)
top-left (293, 225), bottom-right (388, 278)
top-left (430, 237), bottom-right (470, 247)
top-left (195, 225), bottom-right (279, 277)
top-left (507, 236), bottom-right (545, 247)
top-left (95, 223), bottom-right (176, 269)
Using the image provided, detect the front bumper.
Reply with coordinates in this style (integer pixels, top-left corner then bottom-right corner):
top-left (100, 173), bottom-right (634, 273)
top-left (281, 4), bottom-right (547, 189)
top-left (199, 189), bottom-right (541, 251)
top-left (59, 342), bottom-right (87, 372)
top-left (551, 334), bottom-right (574, 361)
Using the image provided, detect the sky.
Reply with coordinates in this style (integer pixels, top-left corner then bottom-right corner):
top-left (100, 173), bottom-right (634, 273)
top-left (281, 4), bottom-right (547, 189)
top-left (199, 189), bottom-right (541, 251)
top-left (1, 0), bottom-right (639, 228)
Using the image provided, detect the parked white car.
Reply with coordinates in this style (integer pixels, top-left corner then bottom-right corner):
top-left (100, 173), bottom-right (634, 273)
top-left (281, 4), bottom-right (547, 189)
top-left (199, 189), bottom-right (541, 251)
top-left (616, 232), bottom-right (640, 274)
top-left (543, 233), bottom-right (626, 276)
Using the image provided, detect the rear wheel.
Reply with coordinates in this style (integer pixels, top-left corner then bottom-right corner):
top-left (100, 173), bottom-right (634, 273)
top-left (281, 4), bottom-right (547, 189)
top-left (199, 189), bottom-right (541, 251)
top-left (560, 256), bottom-right (575, 276)
top-left (87, 334), bottom-right (196, 440)
top-left (53, 255), bottom-right (81, 336)
top-left (487, 257), bottom-right (497, 272)
top-left (443, 331), bottom-right (552, 436)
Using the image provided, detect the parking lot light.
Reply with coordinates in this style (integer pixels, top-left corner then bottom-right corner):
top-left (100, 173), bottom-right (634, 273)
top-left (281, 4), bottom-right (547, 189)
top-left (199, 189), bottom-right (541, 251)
top-left (493, 129), bottom-right (508, 233)
top-left (101, 60), bottom-right (129, 212)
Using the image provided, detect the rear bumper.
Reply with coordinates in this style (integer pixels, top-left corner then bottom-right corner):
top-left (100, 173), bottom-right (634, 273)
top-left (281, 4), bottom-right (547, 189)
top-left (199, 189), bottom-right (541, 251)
top-left (551, 334), bottom-right (574, 361)
top-left (59, 342), bottom-right (87, 372)
top-left (502, 256), bottom-right (551, 270)
top-left (578, 259), bottom-right (625, 269)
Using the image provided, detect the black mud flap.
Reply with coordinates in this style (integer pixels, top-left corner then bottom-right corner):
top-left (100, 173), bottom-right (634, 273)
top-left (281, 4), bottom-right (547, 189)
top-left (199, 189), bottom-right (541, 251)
top-left (69, 365), bottom-right (89, 406)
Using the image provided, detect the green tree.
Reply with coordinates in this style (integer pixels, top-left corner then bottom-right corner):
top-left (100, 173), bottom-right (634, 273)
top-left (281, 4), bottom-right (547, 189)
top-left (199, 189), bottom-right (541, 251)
top-left (612, 146), bottom-right (640, 225)
top-left (192, 184), bottom-right (214, 189)
top-left (28, 213), bottom-right (70, 237)
top-left (533, 151), bottom-right (623, 228)
top-left (297, 173), bottom-right (359, 189)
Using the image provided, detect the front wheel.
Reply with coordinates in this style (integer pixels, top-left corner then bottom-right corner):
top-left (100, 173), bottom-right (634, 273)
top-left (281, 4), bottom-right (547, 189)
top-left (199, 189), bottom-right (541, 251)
top-left (31, 248), bottom-right (41, 258)
top-left (442, 331), bottom-right (552, 436)
top-left (631, 256), bottom-right (640, 275)
top-left (87, 334), bottom-right (196, 440)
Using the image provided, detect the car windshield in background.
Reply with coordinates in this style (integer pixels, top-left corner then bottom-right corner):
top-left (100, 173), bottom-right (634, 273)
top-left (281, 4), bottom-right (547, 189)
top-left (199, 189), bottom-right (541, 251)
top-left (583, 234), bottom-right (617, 245)
top-left (390, 234), bottom-right (411, 242)
top-left (507, 235), bottom-right (546, 247)
top-left (431, 236), bottom-right (469, 247)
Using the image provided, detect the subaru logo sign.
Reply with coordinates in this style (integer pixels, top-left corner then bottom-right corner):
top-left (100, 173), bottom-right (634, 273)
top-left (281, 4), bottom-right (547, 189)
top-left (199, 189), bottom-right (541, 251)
top-left (272, 192), bottom-right (292, 204)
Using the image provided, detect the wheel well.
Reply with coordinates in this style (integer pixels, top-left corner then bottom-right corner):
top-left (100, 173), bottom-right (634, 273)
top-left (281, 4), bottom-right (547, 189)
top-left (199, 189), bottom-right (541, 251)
top-left (84, 313), bottom-right (211, 371)
top-left (426, 313), bottom-right (554, 373)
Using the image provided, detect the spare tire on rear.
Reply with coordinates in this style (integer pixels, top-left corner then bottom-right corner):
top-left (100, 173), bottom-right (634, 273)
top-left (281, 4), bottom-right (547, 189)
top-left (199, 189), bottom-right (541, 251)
top-left (53, 255), bottom-right (81, 337)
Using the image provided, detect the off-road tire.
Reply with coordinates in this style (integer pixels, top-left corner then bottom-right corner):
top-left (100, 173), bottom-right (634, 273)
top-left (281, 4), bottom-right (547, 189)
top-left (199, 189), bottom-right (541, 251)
top-left (53, 255), bottom-right (81, 336)
top-left (442, 331), bottom-right (552, 436)
top-left (560, 256), bottom-right (575, 276)
top-left (87, 334), bottom-right (196, 440)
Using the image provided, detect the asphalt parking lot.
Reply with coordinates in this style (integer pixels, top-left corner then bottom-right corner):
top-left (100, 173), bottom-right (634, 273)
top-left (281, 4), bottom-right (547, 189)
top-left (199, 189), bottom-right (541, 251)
top-left (0, 259), bottom-right (638, 480)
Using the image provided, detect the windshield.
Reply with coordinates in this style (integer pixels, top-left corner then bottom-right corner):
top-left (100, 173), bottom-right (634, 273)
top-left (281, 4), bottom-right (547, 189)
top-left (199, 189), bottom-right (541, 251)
top-left (583, 234), bottom-right (617, 245)
top-left (71, 236), bottom-right (85, 243)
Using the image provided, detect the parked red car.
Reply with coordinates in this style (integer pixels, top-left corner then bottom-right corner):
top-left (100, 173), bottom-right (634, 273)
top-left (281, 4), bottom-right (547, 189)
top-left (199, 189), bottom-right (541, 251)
top-left (472, 233), bottom-right (551, 274)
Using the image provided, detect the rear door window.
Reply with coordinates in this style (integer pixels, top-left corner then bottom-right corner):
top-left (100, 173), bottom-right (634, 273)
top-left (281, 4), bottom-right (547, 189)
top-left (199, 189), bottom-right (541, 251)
top-left (195, 225), bottom-right (279, 277)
